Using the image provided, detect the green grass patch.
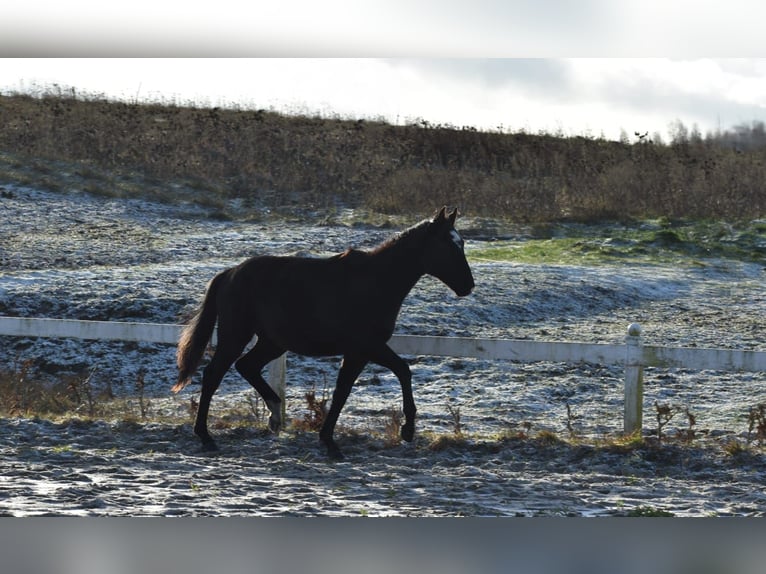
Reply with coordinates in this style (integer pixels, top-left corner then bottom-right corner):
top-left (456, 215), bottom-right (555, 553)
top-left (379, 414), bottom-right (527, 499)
top-left (468, 220), bottom-right (766, 266)
top-left (625, 506), bottom-right (675, 517)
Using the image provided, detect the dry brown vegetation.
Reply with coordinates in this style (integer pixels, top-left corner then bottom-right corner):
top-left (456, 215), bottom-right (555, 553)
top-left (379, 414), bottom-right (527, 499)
top-left (2, 90), bottom-right (766, 221)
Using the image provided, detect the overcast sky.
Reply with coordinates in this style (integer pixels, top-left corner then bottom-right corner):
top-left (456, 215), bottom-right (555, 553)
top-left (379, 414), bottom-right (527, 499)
top-left (2, 2), bottom-right (765, 142)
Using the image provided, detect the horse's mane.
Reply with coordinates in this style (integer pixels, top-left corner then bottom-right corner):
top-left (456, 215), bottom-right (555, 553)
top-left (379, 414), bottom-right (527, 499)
top-left (331, 218), bottom-right (431, 265)
top-left (368, 218), bottom-right (431, 256)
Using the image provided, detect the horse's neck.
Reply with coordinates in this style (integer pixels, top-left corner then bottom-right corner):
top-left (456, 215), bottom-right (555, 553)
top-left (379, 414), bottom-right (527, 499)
top-left (370, 239), bottom-right (425, 300)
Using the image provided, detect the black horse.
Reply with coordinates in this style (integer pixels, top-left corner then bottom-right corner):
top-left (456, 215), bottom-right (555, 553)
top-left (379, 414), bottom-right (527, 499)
top-left (173, 206), bottom-right (474, 459)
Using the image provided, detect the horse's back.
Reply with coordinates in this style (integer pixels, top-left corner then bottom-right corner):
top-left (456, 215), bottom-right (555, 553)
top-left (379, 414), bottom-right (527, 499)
top-left (231, 252), bottom-right (364, 286)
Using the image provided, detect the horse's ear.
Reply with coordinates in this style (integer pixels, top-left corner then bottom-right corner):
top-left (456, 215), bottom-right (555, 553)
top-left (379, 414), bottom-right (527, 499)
top-left (448, 208), bottom-right (458, 225)
top-left (433, 206), bottom-right (447, 223)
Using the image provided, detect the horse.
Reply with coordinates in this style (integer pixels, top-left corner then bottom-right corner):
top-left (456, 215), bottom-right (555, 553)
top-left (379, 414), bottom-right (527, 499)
top-left (173, 206), bottom-right (475, 459)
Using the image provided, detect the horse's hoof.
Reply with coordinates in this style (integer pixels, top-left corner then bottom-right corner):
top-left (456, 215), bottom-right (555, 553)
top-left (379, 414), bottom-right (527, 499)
top-left (200, 440), bottom-right (219, 452)
top-left (401, 424), bottom-right (415, 442)
top-left (327, 448), bottom-right (345, 461)
top-left (268, 416), bottom-right (281, 434)
top-left (324, 441), bottom-right (345, 461)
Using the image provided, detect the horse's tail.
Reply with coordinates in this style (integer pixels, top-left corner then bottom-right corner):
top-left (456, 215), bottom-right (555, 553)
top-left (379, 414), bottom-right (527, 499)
top-left (173, 271), bottom-right (227, 393)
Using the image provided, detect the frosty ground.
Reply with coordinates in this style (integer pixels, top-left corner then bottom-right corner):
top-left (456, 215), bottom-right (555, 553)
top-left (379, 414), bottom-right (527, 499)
top-left (1, 185), bottom-right (766, 516)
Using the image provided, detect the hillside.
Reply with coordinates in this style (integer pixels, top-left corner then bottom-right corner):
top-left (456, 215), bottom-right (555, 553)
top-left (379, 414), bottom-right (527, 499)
top-left (1, 91), bottom-right (765, 222)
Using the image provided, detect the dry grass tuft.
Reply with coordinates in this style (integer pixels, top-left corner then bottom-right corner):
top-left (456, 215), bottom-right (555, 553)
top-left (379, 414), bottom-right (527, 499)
top-left (383, 407), bottom-right (403, 448)
top-left (427, 433), bottom-right (468, 452)
top-left (291, 386), bottom-right (329, 433)
top-left (747, 403), bottom-right (766, 446)
top-left (0, 360), bottom-right (78, 417)
top-left (533, 429), bottom-right (563, 447)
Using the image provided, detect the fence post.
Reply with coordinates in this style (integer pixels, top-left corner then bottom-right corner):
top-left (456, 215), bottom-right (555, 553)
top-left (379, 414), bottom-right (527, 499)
top-left (267, 354), bottom-right (287, 423)
top-left (624, 323), bottom-right (643, 435)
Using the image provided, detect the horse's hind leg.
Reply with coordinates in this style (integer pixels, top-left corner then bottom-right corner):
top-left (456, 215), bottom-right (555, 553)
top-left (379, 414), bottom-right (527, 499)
top-left (235, 338), bottom-right (285, 433)
top-left (370, 345), bottom-right (416, 442)
top-left (195, 345), bottom-right (244, 451)
top-left (194, 315), bottom-right (253, 451)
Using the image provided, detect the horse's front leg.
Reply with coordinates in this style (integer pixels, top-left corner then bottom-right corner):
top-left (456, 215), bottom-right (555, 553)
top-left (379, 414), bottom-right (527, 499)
top-left (320, 355), bottom-right (368, 460)
top-left (370, 345), bottom-right (416, 442)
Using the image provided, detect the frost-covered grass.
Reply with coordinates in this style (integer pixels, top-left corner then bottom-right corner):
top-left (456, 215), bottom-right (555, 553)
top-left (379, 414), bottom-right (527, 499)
top-left (2, 184), bottom-right (766, 457)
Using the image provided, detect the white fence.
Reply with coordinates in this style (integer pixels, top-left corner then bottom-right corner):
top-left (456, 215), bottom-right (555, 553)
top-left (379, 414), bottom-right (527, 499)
top-left (2, 316), bottom-right (766, 434)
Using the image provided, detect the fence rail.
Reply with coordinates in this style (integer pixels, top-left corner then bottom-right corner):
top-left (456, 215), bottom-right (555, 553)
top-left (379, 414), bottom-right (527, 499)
top-left (2, 316), bottom-right (766, 434)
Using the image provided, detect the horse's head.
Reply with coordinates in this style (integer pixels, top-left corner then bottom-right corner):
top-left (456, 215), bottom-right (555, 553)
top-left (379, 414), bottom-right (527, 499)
top-left (422, 206), bottom-right (475, 297)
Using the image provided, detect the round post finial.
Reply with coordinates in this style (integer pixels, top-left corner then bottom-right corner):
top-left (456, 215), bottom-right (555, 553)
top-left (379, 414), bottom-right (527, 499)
top-left (627, 323), bottom-right (642, 337)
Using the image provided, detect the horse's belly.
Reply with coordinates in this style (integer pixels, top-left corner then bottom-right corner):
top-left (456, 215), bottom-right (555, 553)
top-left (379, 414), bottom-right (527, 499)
top-left (274, 326), bottom-right (392, 358)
